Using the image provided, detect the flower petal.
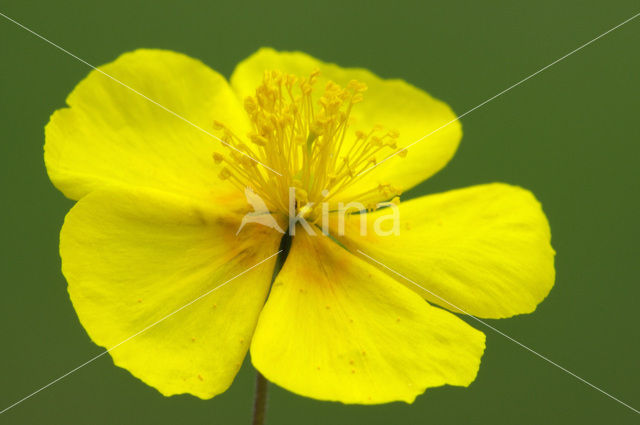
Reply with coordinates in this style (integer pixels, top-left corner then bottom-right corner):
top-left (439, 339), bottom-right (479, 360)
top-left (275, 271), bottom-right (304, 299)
top-left (250, 231), bottom-right (485, 404)
top-left (334, 183), bottom-right (555, 319)
top-left (231, 48), bottom-right (461, 202)
top-left (45, 49), bottom-right (249, 202)
top-left (60, 187), bottom-right (283, 398)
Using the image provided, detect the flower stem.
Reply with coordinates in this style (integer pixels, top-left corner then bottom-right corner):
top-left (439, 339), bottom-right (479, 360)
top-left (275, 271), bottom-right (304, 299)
top-left (251, 370), bottom-right (268, 425)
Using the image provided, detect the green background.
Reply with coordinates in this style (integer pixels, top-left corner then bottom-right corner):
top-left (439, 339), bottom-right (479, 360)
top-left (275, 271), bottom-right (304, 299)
top-left (1, 1), bottom-right (639, 424)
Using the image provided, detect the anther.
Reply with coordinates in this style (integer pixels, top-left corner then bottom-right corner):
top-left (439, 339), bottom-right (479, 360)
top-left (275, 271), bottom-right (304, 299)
top-left (212, 152), bottom-right (224, 164)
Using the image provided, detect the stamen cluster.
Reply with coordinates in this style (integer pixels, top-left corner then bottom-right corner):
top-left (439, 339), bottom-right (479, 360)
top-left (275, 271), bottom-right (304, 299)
top-left (213, 70), bottom-right (406, 219)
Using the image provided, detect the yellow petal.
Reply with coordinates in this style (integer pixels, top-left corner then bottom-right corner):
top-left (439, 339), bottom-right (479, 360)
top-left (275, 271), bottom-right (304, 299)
top-left (45, 49), bottom-right (249, 202)
top-left (231, 48), bottom-right (461, 202)
top-left (334, 183), bottom-right (556, 319)
top-left (251, 231), bottom-right (485, 404)
top-left (60, 187), bottom-right (283, 398)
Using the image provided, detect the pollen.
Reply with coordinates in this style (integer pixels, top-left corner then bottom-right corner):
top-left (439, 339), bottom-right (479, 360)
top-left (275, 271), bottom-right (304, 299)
top-left (212, 70), bottom-right (406, 219)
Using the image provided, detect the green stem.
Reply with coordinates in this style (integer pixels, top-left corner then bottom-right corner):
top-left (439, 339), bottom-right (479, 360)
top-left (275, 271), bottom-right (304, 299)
top-left (251, 370), bottom-right (268, 425)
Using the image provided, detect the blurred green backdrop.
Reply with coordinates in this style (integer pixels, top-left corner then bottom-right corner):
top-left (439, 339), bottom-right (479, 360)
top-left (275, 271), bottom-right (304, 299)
top-left (1, 1), bottom-right (639, 424)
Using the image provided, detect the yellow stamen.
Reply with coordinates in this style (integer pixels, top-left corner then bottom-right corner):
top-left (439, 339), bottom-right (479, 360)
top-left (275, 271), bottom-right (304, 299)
top-left (212, 70), bottom-right (406, 218)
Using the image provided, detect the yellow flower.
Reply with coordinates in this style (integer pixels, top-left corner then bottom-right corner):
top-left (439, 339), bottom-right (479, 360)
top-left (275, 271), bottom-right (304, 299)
top-left (44, 48), bottom-right (555, 404)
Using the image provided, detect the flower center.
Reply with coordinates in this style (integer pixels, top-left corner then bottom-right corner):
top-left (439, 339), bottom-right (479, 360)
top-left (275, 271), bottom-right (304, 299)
top-left (213, 70), bottom-right (406, 221)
